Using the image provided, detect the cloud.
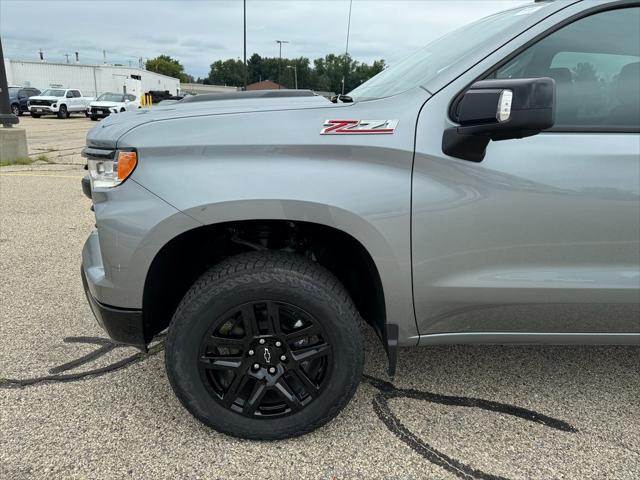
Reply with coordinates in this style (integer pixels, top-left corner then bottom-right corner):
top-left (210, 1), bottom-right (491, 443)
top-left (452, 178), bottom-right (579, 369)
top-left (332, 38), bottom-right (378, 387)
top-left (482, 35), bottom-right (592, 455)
top-left (0, 0), bottom-right (528, 78)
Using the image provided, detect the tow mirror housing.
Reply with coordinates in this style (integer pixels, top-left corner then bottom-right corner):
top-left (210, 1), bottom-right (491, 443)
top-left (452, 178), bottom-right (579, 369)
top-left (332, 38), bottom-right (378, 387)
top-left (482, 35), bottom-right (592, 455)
top-left (443, 77), bottom-right (555, 162)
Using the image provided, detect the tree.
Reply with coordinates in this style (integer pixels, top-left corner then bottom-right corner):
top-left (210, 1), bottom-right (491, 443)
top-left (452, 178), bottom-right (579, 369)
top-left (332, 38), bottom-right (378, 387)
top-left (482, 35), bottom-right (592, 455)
top-left (206, 52), bottom-right (385, 92)
top-left (208, 59), bottom-right (245, 86)
top-left (145, 55), bottom-right (192, 83)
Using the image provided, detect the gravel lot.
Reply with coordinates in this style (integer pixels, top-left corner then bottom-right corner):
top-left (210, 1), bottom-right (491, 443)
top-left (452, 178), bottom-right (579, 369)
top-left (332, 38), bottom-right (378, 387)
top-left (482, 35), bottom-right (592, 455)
top-left (0, 119), bottom-right (639, 479)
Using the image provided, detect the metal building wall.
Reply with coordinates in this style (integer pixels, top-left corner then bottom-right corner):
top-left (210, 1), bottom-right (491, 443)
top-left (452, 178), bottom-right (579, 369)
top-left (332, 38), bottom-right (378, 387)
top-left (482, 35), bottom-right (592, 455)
top-left (5, 60), bottom-right (180, 98)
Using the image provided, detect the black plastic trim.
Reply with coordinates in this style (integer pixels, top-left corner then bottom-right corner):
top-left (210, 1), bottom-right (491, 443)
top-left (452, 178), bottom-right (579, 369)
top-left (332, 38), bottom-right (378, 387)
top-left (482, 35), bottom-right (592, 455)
top-left (81, 147), bottom-right (116, 160)
top-left (81, 175), bottom-right (91, 199)
top-left (385, 323), bottom-right (399, 377)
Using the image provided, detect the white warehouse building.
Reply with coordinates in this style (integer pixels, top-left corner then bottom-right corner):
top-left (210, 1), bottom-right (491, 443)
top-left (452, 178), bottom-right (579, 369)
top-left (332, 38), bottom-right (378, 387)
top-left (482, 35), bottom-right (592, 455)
top-left (4, 59), bottom-right (180, 99)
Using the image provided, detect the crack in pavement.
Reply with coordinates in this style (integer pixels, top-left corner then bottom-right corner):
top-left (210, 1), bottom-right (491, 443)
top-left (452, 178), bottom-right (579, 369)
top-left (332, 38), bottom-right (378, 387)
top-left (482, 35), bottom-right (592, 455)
top-left (362, 374), bottom-right (577, 480)
top-left (1, 336), bottom-right (579, 480)
top-left (0, 334), bottom-right (165, 388)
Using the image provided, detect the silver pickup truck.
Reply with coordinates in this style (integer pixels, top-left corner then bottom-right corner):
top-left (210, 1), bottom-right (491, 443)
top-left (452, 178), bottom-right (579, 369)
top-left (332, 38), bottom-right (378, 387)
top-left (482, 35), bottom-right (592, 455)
top-left (81, 0), bottom-right (639, 440)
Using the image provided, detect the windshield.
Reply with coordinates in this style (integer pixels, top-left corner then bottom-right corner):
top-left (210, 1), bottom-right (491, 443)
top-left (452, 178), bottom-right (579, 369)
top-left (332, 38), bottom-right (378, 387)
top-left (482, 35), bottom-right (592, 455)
top-left (8, 87), bottom-right (20, 96)
top-left (41, 89), bottom-right (65, 97)
top-left (97, 93), bottom-right (126, 102)
top-left (349, 4), bottom-right (550, 100)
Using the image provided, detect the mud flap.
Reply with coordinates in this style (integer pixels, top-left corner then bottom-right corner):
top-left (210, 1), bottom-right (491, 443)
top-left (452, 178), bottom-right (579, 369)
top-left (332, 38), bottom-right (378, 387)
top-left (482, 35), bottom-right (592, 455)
top-left (384, 323), bottom-right (399, 378)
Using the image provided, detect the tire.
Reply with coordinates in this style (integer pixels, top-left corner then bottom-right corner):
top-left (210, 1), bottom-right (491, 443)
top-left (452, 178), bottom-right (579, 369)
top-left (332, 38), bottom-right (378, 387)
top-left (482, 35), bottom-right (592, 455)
top-left (165, 251), bottom-right (364, 440)
top-left (30, 112), bottom-right (41, 118)
top-left (11, 104), bottom-right (21, 116)
top-left (57, 104), bottom-right (69, 119)
top-left (90, 116), bottom-right (98, 121)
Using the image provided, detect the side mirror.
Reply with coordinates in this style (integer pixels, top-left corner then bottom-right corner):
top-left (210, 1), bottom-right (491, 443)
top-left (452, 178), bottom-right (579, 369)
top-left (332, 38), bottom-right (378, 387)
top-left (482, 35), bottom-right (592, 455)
top-left (442, 77), bottom-right (555, 162)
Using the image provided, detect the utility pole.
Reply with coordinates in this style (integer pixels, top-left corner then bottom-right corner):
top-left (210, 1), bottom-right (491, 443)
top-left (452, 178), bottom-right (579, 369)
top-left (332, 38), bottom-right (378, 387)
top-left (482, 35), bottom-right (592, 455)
top-left (65, 53), bottom-right (70, 64)
top-left (275, 40), bottom-right (288, 89)
top-left (103, 50), bottom-right (107, 64)
top-left (243, 0), bottom-right (247, 90)
top-left (75, 51), bottom-right (79, 63)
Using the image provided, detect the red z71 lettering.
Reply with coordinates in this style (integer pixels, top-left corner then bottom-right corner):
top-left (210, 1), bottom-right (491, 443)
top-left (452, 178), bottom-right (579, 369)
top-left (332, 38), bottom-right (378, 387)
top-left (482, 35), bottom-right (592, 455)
top-left (321, 119), bottom-right (399, 135)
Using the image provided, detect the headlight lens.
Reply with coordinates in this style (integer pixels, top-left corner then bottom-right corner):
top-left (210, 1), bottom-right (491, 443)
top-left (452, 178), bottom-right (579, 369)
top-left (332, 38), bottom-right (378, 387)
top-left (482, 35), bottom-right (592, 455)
top-left (88, 151), bottom-right (137, 188)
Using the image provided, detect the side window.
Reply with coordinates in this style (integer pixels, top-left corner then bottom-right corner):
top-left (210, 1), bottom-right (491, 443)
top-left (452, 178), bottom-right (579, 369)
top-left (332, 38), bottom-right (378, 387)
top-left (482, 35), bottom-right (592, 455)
top-left (73, 90), bottom-right (82, 98)
top-left (492, 7), bottom-right (639, 129)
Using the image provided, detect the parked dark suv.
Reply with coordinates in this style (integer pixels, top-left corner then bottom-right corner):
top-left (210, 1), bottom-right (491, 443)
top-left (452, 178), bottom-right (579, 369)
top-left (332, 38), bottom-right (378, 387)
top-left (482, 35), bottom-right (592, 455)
top-left (8, 86), bottom-right (41, 116)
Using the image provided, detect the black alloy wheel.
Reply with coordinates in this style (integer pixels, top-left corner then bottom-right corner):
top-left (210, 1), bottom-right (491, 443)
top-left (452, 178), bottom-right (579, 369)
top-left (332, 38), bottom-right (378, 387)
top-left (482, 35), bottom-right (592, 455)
top-left (199, 300), bottom-right (332, 418)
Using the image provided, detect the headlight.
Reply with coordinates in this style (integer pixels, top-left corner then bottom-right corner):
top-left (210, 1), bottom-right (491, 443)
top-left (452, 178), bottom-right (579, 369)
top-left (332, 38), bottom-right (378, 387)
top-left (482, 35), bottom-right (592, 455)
top-left (87, 150), bottom-right (137, 188)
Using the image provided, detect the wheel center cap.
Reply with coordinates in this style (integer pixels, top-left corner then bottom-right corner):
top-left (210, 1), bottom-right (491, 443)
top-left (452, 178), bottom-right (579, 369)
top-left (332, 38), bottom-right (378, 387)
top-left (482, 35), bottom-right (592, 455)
top-left (262, 346), bottom-right (273, 364)
top-left (255, 341), bottom-right (284, 367)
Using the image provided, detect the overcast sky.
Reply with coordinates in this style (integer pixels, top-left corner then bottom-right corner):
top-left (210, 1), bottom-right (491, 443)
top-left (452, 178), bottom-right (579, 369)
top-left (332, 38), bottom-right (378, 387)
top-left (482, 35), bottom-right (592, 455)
top-left (1, 0), bottom-right (528, 78)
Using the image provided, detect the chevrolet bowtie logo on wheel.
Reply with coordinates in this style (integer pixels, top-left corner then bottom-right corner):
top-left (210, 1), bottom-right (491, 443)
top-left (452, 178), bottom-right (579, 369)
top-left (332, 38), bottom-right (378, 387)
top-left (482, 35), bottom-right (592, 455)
top-left (320, 119), bottom-right (399, 135)
top-left (263, 347), bottom-right (271, 363)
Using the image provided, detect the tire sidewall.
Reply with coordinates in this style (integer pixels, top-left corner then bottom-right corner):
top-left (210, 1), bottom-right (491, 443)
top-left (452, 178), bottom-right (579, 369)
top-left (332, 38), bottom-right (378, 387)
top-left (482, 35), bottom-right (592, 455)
top-left (166, 269), bottom-right (362, 439)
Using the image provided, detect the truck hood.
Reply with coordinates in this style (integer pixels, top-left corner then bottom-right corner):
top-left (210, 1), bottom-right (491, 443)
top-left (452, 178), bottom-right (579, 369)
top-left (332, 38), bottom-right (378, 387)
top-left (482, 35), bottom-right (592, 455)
top-left (29, 96), bottom-right (63, 102)
top-left (87, 94), bottom-right (337, 148)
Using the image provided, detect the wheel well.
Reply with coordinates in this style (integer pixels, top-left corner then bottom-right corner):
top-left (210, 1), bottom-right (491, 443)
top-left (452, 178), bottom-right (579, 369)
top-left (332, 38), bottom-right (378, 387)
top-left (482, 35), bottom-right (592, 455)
top-left (142, 220), bottom-right (386, 344)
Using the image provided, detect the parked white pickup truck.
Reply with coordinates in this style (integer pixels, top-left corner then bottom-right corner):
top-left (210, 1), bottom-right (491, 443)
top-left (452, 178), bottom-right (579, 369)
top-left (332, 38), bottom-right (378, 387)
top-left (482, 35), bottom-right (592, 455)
top-left (28, 88), bottom-right (93, 119)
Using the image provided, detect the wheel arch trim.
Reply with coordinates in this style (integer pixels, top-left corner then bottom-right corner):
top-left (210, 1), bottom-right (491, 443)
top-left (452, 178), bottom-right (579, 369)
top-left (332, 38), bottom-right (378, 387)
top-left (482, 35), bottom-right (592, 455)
top-left (137, 197), bottom-right (416, 344)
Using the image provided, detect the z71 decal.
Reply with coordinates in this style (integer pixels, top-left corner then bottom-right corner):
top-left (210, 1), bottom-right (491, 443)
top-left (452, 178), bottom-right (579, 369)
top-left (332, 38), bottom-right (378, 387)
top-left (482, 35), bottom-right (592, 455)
top-left (320, 119), bottom-right (399, 135)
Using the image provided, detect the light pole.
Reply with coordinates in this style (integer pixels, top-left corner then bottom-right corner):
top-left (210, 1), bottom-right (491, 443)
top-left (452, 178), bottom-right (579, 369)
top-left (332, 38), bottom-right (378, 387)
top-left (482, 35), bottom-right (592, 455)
top-left (286, 65), bottom-right (297, 89)
top-left (342, 0), bottom-right (353, 95)
top-left (275, 40), bottom-right (289, 89)
top-left (243, 0), bottom-right (247, 90)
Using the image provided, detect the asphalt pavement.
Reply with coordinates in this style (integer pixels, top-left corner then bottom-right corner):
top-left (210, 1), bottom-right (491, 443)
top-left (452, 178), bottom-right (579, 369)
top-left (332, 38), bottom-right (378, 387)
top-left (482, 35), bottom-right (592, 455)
top-left (1, 165), bottom-right (639, 480)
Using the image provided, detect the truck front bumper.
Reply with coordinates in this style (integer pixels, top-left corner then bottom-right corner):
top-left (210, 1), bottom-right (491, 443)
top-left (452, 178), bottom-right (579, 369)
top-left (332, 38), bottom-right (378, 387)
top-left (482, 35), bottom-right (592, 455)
top-left (29, 106), bottom-right (58, 114)
top-left (81, 231), bottom-right (146, 348)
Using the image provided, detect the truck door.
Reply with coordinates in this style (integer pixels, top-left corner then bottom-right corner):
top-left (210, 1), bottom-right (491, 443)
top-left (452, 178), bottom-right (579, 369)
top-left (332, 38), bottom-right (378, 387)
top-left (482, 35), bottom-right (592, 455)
top-left (411, 6), bottom-right (640, 339)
